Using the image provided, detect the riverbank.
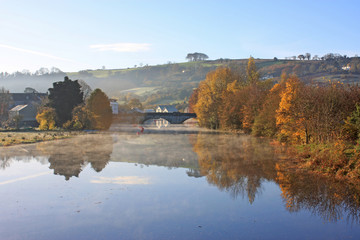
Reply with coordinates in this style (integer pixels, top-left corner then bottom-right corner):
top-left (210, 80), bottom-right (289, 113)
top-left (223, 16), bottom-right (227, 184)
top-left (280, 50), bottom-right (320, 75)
top-left (0, 130), bottom-right (84, 146)
top-left (293, 141), bottom-right (360, 184)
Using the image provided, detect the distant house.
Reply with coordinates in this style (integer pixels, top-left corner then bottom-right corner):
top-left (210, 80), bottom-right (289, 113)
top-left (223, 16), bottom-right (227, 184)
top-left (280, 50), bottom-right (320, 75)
top-left (156, 105), bottom-right (178, 113)
top-left (109, 99), bottom-right (119, 115)
top-left (342, 64), bottom-right (351, 71)
top-left (8, 103), bottom-right (38, 127)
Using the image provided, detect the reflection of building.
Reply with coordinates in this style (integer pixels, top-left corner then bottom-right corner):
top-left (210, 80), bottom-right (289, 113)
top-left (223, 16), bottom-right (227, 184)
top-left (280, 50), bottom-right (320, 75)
top-left (156, 105), bottom-right (178, 113)
top-left (155, 119), bottom-right (169, 128)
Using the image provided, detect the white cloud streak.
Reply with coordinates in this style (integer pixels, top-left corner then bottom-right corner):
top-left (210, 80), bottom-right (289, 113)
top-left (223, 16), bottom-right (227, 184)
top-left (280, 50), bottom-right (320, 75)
top-left (0, 43), bottom-right (77, 63)
top-left (0, 171), bottom-right (52, 185)
top-left (90, 43), bottom-right (151, 52)
top-left (91, 176), bottom-right (151, 185)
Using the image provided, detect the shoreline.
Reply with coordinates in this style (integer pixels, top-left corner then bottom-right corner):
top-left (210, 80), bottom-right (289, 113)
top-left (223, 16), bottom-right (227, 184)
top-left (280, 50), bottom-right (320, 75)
top-left (0, 130), bottom-right (84, 147)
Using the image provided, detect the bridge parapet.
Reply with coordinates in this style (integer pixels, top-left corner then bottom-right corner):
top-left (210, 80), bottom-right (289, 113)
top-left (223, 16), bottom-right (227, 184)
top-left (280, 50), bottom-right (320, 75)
top-left (113, 112), bottom-right (197, 124)
top-left (142, 112), bottom-right (197, 124)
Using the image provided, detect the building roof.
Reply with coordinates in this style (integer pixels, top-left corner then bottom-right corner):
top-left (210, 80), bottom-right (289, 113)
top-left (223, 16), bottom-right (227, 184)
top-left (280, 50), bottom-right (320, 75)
top-left (11, 93), bottom-right (47, 103)
top-left (157, 105), bottom-right (178, 112)
top-left (9, 104), bottom-right (28, 112)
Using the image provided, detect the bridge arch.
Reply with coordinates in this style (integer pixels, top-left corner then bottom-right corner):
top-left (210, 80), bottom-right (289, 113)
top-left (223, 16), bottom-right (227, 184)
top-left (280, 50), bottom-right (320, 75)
top-left (140, 112), bottom-right (197, 124)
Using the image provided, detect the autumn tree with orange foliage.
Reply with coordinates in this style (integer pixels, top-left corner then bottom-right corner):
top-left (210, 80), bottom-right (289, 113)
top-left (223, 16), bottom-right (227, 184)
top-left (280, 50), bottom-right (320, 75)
top-left (188, 88), bottom-right (199, 113)
top-left (192, 57), bottom-right (270, 131)
top-left (194, 67), bottom-right (238, 129)
top-left (252, 73), bottom-right (288, 137)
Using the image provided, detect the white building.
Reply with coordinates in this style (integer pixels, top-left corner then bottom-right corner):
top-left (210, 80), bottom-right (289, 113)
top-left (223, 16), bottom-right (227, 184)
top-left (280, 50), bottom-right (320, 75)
top-left (342, 64), bottom-right (351, 71)
top-left (109, 99), bottom-right (119, 114)
top-left (155, 105), bottom-right (178, 113)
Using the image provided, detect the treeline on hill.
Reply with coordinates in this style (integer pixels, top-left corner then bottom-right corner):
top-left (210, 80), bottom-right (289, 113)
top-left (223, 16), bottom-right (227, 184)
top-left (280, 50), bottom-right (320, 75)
top-left (189, 57), bottom-right (360, 182)
top-left (36, 77), bottom-right (112, 131)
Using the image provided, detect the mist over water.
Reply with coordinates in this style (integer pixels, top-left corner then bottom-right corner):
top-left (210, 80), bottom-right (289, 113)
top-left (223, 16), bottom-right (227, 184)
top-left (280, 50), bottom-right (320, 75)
top-left (1, 124), bottom-right (360, 239)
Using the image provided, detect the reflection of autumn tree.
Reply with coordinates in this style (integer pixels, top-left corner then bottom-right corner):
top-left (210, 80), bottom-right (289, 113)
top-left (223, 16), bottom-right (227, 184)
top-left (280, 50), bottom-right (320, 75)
top-left (0, 158), bottom-right (11, 169)
top-left (36, 134), bottom-right (113, 180)
top-left (276, 162), bottom-right (360, 223)
top-left (192, 133), bottom-right (278, 203)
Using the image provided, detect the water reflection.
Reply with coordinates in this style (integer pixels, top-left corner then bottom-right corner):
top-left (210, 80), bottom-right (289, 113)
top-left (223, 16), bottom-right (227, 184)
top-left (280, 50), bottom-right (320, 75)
top-left (191, 133), bottom-right (360, 223)
top-left (0, 134), bottom-right (113, 180)
top-left (1, 130), bottom-right (360, 224)
top-left (191, 133), bottom-right (278, 203)
top-left (275, 162), bottom-right (360, 223)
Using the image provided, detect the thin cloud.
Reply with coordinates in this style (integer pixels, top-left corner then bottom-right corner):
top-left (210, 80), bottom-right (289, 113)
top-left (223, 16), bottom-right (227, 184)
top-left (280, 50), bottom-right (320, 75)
top-left (0, 43), bottom-right (77, 63)
top-left (90, 43), bottom-right (151, 52)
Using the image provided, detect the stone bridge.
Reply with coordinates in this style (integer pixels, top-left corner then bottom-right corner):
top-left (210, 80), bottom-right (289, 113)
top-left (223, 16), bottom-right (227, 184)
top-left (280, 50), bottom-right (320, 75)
top-left (141, 112), bottom-right (197, 124)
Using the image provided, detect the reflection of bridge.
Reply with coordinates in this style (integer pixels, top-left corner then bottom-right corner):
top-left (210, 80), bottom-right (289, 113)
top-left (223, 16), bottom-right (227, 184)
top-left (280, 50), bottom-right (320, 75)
top-left (142, 112), bottom-right (197, 124)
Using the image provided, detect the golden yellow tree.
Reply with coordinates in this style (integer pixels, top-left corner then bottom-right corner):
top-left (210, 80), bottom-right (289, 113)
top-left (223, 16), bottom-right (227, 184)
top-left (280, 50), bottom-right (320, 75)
top-left (246, 56), bottom-right (260, 85)
top-left (276, 75), bottom-right (304, 143)
top-left (36, 107), bottom-right (56, 130)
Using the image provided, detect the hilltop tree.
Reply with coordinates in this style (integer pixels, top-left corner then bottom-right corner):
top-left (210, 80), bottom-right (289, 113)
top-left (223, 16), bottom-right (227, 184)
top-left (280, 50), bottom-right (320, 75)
top-left (305, 53), bottom-right (311, 60)
top-left (186, 52), bottom-right (209, 62)
top-left (312, 55), bottom-right (319, 60)
top-left (48, 76), bottom-right (84, 127)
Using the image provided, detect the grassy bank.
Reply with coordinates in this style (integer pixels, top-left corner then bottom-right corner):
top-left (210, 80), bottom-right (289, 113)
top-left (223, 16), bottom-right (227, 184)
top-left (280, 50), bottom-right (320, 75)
top-left (292, 141), bottom-right (360, 183)
top-left (0, 130), bottom-right (83, 146)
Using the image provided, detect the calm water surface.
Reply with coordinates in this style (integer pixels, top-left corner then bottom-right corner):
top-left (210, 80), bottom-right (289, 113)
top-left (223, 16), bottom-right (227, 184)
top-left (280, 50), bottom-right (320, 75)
top-left (1, 124), bottom-right (360, 240)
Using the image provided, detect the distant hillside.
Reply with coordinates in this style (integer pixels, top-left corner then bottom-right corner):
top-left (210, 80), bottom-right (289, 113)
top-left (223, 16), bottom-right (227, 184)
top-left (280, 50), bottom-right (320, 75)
top-left (1, 57), bottom-right (360, 108)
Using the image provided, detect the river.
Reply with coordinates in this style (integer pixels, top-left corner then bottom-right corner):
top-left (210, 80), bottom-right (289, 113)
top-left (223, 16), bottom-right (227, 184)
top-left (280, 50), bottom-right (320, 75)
top-left (1, 124), bottom-right (360, 240)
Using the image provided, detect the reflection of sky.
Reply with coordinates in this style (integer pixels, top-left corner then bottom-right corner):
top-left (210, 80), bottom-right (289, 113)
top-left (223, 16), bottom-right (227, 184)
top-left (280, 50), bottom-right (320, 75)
top-left (0, 171), bottom-right (51, 185)
top-left (91, 176), bottom-right (151, 185)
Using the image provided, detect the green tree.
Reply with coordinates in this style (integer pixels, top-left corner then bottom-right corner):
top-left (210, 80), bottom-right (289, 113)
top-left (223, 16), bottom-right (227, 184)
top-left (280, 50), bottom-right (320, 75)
top-left (48, 76), bottom-right (83, 127)
top-left (87, 88), bottom-right (112, 130)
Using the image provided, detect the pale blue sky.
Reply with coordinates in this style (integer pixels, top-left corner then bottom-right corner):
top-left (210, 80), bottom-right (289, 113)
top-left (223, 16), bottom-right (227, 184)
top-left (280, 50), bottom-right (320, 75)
top-left (0, 0), bottom-right (359, 73)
